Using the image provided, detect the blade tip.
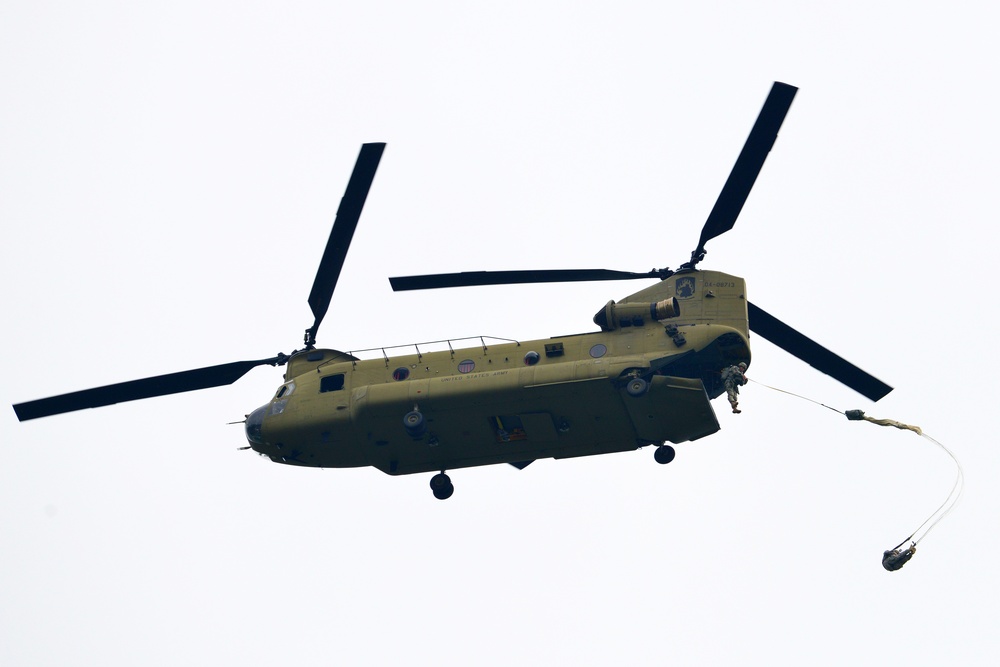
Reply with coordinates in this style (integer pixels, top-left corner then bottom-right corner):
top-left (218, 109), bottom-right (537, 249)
top-left (869, 385), bottom-right (894, 402)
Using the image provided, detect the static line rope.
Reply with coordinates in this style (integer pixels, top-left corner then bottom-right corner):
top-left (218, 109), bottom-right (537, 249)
top-left (748, 378), bottom-right (964, 571)
top-left (747, 378), bottom-right (843, 416)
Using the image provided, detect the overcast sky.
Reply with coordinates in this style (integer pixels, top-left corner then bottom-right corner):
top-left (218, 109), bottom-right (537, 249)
top-left (2, 2), bottom-right (998, 665)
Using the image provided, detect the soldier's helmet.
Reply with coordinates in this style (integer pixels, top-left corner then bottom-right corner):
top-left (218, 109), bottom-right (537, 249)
top-left (738, 362), bottom-right (747, 370)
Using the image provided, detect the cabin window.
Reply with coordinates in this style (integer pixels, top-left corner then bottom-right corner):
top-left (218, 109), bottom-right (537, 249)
top-left (523, 351), bottom-right (540, 366)
top-left (320, 374), bottom-right (345, 392)
top-left (589, 344), bottom-right (607, 358)
top-left (458, 359), bottom-right (475, 373)
top-left (392, 367), bottom-right (410, 381)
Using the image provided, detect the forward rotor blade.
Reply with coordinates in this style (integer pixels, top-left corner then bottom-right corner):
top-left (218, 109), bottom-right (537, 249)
top-left (747, 302), bottom-right (892, 402)
top-left (390, 268), bottom-right (669, 291)
top-left (12, 356), bottom-right (285, 421)
top-left (306, 142), bottom-right (385, 345)
top-left (696, 82), bottom-right (797, 255)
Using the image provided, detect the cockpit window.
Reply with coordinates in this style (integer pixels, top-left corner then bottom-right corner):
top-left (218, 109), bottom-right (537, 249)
top-left (320, 374), bottom-right (345, 393)
top-left (275, 382), bottom-right (295, 399)
top-left (245, 405), bottom-right (266, 445)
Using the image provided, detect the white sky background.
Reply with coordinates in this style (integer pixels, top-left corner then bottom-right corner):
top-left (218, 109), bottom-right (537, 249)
top-left (2, 1), bottom-right (997, 664)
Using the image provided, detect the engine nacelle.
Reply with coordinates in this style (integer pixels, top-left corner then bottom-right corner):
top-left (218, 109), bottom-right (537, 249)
top-left (593, 298), bottom-right (680, 331)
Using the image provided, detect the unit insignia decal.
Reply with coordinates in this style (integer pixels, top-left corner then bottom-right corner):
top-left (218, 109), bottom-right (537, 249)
top-left (675, 277), bottom-right (696, 299)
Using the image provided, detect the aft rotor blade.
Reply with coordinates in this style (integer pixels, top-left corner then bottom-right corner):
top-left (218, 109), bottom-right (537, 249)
top-left (747, 302), bottom-right (892, 402)
top-left (306, 142), bottom-right (385, 345)
top-left (696, 82), bottom-right (797, 255)
top-left (390, 268), bottom-right (669, 291)
top-left (12, 356), bottom-right (285, 421)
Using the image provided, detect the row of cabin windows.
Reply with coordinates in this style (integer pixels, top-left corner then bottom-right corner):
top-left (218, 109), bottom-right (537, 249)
top-left (312, 342), bottom-right (601, 395)
top-left (275, 374), bottom-right (345, 398)
top-left (313, 343), bottom-right (599, 394)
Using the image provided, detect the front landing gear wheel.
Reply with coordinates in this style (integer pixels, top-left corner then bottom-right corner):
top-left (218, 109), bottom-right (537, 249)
top-left (654, 445), bottom-right (676, 465)
top-left (430, 472), bottom-right (454, 500)
top-left (403, 410), bottom-right (427, 438)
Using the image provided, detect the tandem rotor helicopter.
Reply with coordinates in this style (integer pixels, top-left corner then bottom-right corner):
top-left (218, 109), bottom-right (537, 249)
top-left (14, 82), bottom-right (891, 500)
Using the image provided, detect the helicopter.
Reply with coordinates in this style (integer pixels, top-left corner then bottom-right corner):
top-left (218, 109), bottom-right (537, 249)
top-left (13, 81), bottom-right (891, 500)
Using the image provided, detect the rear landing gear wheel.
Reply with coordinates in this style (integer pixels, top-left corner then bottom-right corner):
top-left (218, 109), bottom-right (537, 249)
top-left (430, 472), bottom-right (454, 500)
top-left (626, 377), bottom-right (649, 397)
top-left (654, 445), bottom-right (676, 465)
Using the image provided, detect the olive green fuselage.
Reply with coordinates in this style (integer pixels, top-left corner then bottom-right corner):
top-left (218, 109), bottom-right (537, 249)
top-left (245, 270), bottom-right (751, 475)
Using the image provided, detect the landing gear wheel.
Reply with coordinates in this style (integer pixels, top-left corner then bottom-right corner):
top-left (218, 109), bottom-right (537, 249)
top-left (403, 410), bottom-right (427, 438)
top-left (626, 377), bottom-right (649, 397)
top-left (654, 444), bottom-right (676, 465)
top-left (430, 472), bottom-right (454, 500)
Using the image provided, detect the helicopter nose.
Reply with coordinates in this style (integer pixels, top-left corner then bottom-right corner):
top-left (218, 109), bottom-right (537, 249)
top-left (245, 404), bottom-right (267, 446)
